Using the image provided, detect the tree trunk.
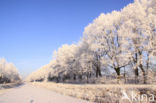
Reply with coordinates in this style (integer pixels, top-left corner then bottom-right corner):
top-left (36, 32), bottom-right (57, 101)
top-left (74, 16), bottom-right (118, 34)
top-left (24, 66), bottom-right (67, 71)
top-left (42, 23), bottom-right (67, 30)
top-left (96, 66), bottom-right (102, 78)
top-left (138, 51), bottom-right (146, 84)
top-left (87, 73), bottom-right (89, 83)
top-left (78, 74), bottom-right (82, 80)
top-left (146, 53), bottom-right (150, 83)
top-left (134, 68), bottom-right (139, 84)
top-left (124, 67), bottom-right (127, 83)
top-left (139, 64), bottom-right (146, 84)
top-left (114, 67), bottom-right (120, 84)
top-left (133, 53), bottom-right (139, 83)
top-left (73, 74), bottom-right (76, 80)
top-left (95, 54), bottom-right (102, 78)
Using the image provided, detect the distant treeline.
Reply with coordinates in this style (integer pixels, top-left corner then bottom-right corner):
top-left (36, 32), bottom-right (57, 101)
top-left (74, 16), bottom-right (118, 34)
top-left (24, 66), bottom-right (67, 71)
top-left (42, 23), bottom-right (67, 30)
top-left (0, 58), bottom-right (21, 84)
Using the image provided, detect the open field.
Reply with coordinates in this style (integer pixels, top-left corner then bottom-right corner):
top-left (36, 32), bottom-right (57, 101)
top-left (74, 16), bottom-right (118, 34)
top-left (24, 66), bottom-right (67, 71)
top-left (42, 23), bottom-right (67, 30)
top-left (32, 82), bottom-right (156, 103)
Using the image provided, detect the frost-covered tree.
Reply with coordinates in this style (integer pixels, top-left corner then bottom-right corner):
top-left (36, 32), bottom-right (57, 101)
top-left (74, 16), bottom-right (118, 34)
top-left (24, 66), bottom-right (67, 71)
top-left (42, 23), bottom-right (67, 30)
top-left (27, 0), bottom-right (156, 84)
top-left (54, 44), bottom-right (78, 81)
top-left (77, 41), bottom-right (96, 81)
top-left (119, 0), bottom-right (156, 83)
top-left (0, 58), bottom-right (21, 83)
top-left (26, 63), bottom-right (53, 82)
top-left (83, 11), bottom-right (131, 82)
top-left (83, 0), bottom-right (156, 83)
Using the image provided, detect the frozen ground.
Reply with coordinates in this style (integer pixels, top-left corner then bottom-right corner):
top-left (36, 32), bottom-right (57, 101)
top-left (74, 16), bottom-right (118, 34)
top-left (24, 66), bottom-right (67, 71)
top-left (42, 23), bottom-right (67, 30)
top-left (0, 83), bottom-right (91, 103)
top-left (32, 82), bottom-right (156, 103)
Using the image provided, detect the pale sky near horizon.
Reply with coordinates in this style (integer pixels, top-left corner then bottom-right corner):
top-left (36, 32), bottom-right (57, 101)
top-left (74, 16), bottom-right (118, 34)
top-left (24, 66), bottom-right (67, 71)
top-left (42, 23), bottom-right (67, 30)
top-left (0, 0), bottom-right (134, 77)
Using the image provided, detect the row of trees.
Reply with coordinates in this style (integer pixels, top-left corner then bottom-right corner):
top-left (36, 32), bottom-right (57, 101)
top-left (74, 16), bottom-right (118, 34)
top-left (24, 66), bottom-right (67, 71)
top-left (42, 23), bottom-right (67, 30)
top-left (26, 0), bottom-right (156, 84)
top-left (0, 58), bottom-right (21, 84)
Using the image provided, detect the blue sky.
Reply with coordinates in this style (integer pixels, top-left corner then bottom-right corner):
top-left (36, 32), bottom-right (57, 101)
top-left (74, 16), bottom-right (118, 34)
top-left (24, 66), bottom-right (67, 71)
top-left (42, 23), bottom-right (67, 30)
top-left (0, 0), bottom-right (133, 77)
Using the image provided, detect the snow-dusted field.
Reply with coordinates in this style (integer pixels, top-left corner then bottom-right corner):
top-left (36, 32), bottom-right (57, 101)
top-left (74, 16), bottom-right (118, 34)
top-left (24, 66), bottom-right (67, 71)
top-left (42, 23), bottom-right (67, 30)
top-left (0, 83), bottom-right (91, 103)
top-left (0, 82), bottom-right (22, 89)
top-left (32, 82), bottom-right (156, 103)
top-left (0, 82), bottom-right (156, 103)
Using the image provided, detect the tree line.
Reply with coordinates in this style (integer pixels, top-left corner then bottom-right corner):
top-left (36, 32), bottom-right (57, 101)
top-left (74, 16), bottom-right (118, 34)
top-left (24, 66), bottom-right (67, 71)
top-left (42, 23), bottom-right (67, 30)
top-left (0, 58), bottom-right (21, 84)
top-left (27, 0), bottom-right (156, 84)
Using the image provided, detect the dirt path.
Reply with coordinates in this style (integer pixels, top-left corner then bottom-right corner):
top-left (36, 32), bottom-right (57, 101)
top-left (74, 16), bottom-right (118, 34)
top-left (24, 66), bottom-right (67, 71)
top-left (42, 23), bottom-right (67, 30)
top-left (0, 84), bottom-right (91, 103)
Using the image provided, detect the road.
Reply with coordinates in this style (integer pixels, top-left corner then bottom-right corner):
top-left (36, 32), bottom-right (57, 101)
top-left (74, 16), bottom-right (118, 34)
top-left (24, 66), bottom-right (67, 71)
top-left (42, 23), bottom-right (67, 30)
top-left (0, 84), bottom-right (91, 103)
